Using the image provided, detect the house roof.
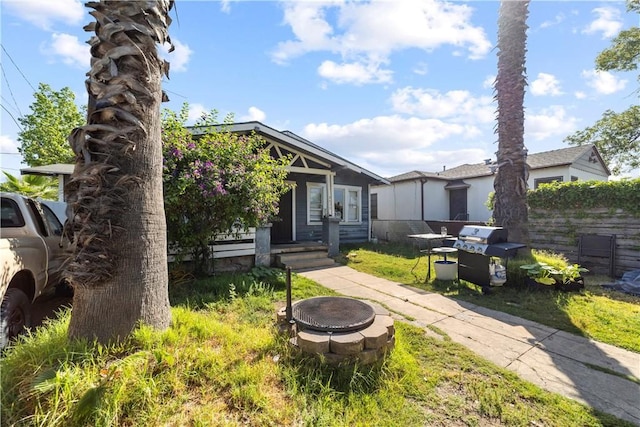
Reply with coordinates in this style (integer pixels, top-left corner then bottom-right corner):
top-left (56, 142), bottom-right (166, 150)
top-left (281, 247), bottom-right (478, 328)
top-left (191, 121), bottom-right (390, 185)
top-left (390, 144), bottom-right (608, 182)
top-left (387, 170), bottom-right (446, 183)
top-left (21, 163), bottom-right (75, 176)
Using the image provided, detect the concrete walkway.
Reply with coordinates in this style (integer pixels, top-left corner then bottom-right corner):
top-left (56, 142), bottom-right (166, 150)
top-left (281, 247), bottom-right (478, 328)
top-left (298, 265), bottom-right (640, 426)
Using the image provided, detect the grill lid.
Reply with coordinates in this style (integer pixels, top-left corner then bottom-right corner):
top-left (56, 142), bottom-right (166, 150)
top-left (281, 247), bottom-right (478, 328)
top-left (292, 296), bottom-right (375, 332)
top-left (458, 225), bottom-right (507, 245)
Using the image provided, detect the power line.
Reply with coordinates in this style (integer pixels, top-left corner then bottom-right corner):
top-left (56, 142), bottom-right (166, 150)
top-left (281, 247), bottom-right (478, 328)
top-left (0, 104), bottom-right (23, 131)
top-left (0, 62), bottom-right (23, 117)
top-left (1, 44), bottom-right (36, 91)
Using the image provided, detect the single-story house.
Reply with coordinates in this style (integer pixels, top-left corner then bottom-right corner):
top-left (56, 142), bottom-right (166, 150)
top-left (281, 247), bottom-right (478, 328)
top-left (372, 144), bottom-right (609, 224)
top-left (190, 122), bottom-right (389, 245)
top-left (21, 122), bottom-right (389, 270)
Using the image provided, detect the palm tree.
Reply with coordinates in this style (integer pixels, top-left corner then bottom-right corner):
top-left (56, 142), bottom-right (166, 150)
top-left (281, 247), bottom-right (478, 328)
top-left (0, 171), bottom-right (58, 200)
top-left (65, 0), bottom-right (174, 343)
top-left (493, 0), bottom-right (531, 250)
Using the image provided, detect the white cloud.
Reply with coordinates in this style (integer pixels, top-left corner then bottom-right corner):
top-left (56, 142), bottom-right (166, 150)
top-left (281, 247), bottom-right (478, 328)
top-left (160, 38), bottom-right (193, 73)
top-left (4, 0), bottom-right (84, 30)
top-left (391, 87), bottom-right (494, 124)
top-left (582, 6), bottom-right (623, 39)
top-left (526, 106), bottom-right (579, 141)
top-left (0, 135), bottom-right (20, 154)
top-left (530, 73), bottom-right (563, 96)
top-left (539, 13), bottom-right (565, 29)
top-left (318, 59), bottom-right (393, 85)
top-left (412, 62), bottom-right (428, 76)
top-left (272, 1), bottom-right (491, 85)
top-left (44, 33), bottom-right (90, 69)
top-left (187, 104), bottom-right (209, 123)
top-left (301, 115), bottom-right (486, 176)
top-left (240, 107), bottom-right (266, 122)
top-left (582, 69), bottom-right (627, 95)
top-left (482, 75), bottom-right (495, 90)
top-left (574, 91), bottom-right (587, 100)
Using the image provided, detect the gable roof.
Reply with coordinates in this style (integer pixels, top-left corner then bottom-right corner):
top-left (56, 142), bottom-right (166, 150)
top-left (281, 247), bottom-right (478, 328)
top-left (191, 121), bottom-right (390, 185)
top-left (389, 145), bottom-right (609, 182)
top-left (387, 170), bottom-right (446, 183)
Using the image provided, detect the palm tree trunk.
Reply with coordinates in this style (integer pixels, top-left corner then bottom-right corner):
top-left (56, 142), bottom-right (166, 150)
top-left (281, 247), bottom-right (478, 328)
top-left (65, 0), bottom-right (173, 343)
top-left (493, 0), bottom-right (531, 250)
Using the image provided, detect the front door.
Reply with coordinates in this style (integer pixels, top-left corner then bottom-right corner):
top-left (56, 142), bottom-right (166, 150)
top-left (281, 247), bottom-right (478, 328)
top-left (271, 188), bottom-right (293, 243)
top-left (449, 189), bottom-right (467, 220)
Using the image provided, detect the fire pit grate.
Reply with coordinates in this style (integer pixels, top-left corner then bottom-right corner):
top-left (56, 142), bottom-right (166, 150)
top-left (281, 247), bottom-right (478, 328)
top-left (292, 296), bottom-right (375, 332)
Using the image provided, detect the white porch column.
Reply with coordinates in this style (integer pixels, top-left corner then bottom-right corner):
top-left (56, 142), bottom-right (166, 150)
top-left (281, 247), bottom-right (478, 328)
top-left (57, 174), bottom-right (65, 201)
top-left (326, 172), bottom-right (335, 217)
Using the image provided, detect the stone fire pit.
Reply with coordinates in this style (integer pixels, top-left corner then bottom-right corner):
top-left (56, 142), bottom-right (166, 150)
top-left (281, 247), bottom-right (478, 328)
top-left (277, 296), bottom-right (395, 364)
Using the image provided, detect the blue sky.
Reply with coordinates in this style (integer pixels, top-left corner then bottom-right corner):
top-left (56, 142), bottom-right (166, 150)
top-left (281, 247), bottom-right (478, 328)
top-left (1, 0), bottom-right (638, 180)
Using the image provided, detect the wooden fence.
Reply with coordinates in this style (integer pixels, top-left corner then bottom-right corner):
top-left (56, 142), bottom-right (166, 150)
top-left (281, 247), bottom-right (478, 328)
top-left (529, 208), bottom-right (640, 277)
top-left (168, 228), bottom-right (256, 262)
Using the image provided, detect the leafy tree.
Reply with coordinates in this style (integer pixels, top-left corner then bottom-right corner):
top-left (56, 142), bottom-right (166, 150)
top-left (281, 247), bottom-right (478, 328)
top-left (17, 83), bottom-right (83, 167)
top-left (163, 104), bottom-right (291, 275)
top-left (565, 106), bottom-right (639, 175)
top-left (0, 171), bottom-right (58, 200)
top-left (492, 0), bottom-right (531, 251)
top-left (65, 1), bottom-right (173, 344)
top-left (565, 0), bottom-right (639, 175)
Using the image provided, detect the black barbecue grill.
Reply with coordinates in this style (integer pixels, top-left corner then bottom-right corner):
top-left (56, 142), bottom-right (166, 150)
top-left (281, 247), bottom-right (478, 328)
top-left (453, 225), bottom-right (526, 287)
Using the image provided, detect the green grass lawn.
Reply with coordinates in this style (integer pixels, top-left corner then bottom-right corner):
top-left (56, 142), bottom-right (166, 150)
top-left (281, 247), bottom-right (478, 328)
top-left (339, 242), bottom-right (640, 353)
top-left (1, 271), bottom-right (633, 426)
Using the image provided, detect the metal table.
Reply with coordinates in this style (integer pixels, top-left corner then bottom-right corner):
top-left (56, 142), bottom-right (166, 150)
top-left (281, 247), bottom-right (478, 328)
top-left (408, 233), bottom-right (452, 281)
top-left (432, 247), bottom-right (458, 262)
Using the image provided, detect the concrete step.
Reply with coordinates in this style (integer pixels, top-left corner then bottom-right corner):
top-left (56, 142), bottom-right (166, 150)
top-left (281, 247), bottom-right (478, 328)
top-left (282, 257), bottom-right (337, 271)
top-left (278, 251), bottom-right (330, 262)
top-left (277, 250), bottom-right (336, 270)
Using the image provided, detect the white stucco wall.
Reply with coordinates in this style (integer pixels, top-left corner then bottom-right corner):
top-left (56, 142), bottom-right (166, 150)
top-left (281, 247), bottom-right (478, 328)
top-left (424, 180), bottom-right (449, 220)
top-left (465, 175), bottom-right (494, 222)
top-left (372, 180), bottom-right (422, 220)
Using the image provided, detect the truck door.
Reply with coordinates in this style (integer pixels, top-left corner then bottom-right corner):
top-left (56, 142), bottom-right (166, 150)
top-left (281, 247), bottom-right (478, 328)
top-left (26, 200), bottom-right (67, 286)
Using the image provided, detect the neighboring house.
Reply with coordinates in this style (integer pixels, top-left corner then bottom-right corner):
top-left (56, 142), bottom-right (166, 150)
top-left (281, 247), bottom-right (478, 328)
top-left (372, 145), bottom-right (609, 224)
top-left (20, 122), bottom-right (389, 267)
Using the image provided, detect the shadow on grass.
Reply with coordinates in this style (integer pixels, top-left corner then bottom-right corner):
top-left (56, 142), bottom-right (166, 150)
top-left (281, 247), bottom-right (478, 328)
top-left (338, 241), bottom-right (640, 425)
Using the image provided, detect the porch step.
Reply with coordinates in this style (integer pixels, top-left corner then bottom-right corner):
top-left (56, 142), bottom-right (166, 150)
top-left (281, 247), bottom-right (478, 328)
top-left (277, 250), bottom-right (337, 271)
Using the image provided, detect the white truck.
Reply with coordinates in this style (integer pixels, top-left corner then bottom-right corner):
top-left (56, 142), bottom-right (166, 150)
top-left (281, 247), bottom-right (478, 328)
top-left (1, 192), bottom-right (70, 348)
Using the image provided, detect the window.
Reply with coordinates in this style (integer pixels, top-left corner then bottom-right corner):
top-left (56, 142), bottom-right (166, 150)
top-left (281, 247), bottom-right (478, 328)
top-left (41, 204), bottom-right (63, 236)
top-left (534, 176), bottom-right (563, 189)
top-left (1, 198), bottom-right (25, 228)
top-left (307, 183), bottom-right (325, 223)
top-left (306, 183), bottom-right (362, 224)
top-left (371, 193), bottom-right (378, 220)
top-left (334, 185), bottom-right (361, 224)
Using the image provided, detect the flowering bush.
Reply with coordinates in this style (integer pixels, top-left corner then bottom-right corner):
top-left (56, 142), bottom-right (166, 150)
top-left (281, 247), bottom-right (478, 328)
top-left (162, 105), bottom-right (290, 273)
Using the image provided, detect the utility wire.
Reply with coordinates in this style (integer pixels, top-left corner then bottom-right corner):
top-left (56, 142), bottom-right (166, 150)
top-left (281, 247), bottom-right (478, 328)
top-left (0, 104), bottom-right (23, 131)
top-left (0, 62), bottom-right (23, 117)
top-left (1, 94), bottom-right (21, 117)
top-left (1, 44), bottom-right (36, 92)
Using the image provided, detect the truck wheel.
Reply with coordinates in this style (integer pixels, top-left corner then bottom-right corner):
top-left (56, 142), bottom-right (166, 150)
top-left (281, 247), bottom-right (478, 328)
top-left (0, 288), bottom-right (32, 349)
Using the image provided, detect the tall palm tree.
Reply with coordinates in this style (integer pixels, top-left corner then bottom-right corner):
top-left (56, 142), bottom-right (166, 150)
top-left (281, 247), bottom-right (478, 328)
top-left (65, 0), bottom-right (174, 343)
top-left (493, 0), bottom-right (531, 250)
